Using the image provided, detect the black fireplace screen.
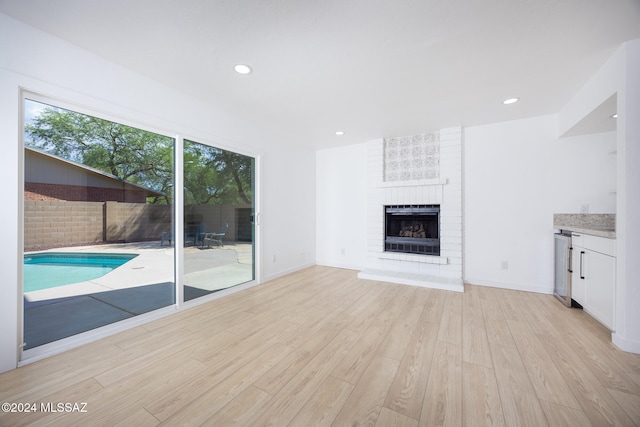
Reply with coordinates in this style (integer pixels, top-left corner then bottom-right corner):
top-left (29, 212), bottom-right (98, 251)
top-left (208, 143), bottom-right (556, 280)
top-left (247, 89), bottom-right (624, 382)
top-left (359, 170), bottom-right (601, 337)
top-left (385, 205), bottom-right (440, 255)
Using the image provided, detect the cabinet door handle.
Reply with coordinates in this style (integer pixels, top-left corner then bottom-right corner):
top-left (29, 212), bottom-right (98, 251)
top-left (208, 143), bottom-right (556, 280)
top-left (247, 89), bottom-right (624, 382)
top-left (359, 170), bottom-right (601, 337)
top-left (580, 251), bottom-right (585, 279)
top-left (568, 247), bottom-right (573, 273)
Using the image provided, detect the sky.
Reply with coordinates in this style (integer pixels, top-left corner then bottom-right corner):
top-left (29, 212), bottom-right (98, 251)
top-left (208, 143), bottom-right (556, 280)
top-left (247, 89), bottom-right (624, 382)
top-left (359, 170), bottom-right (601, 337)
top-left (23, 98), bottom-right (49, 127)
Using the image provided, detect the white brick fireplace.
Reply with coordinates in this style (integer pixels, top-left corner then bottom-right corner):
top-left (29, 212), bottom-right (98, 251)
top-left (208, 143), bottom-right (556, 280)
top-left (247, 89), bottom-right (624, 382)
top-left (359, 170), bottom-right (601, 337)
top-left (358, 127), bottom-right (463, 292)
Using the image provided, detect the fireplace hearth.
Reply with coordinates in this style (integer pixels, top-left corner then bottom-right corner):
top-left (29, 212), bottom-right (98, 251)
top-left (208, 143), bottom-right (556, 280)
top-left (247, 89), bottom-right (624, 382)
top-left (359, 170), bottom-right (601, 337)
top-left (385, 205), bottom-right (440, 255)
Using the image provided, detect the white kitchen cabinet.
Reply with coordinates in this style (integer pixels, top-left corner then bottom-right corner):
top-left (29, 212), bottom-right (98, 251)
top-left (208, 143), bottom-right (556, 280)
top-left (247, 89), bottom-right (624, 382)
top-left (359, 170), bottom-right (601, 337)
top-left (584, 249), bottom-right (616, 329)
top-left (571, 246), bottom-right (585, 306)
top-left (571, 234), bottom-right (616, 330)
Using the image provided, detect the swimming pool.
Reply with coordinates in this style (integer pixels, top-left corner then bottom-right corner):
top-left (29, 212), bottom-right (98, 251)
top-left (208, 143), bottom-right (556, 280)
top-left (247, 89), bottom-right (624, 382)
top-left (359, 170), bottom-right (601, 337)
top-left (24, 253), bottom-right (138, 292)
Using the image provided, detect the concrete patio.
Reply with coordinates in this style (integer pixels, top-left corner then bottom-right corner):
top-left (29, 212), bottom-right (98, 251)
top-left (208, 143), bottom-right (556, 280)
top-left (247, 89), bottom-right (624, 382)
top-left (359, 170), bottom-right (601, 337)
top-left (23, 240), bottom-right (253, 349)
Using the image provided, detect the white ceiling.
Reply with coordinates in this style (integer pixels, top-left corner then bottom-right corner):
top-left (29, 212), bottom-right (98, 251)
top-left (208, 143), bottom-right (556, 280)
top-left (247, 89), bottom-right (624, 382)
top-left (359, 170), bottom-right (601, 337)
top-left (1, 0), bottom-right (639, 149)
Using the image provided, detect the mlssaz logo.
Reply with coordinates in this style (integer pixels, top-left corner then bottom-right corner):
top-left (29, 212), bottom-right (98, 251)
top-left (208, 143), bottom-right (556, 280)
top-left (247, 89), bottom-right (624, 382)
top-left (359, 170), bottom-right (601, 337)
top-left (40, 402), bottom-right (88, 413)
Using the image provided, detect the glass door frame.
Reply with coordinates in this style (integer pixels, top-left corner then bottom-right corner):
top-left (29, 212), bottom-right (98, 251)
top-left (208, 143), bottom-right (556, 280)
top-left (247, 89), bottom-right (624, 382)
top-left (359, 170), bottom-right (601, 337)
top-left (18, 90), bottom-right (262, 363)
top-left (176, 133), bottom-right (261, 309)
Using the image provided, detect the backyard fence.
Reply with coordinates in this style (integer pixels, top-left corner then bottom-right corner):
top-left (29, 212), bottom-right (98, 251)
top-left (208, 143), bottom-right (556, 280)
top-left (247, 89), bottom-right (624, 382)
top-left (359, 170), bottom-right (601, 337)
top-left (24, 200), bottom-right (251, 250)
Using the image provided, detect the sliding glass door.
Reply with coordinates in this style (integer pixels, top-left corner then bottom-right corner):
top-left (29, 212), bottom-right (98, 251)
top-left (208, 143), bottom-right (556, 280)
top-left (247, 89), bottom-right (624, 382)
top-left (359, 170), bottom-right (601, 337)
top-left (22, 97), bottom-right (175, 350)
top-left (21, 95), bottom-right (257, 355)
top-left (182, 139), bottom-right (255, 301)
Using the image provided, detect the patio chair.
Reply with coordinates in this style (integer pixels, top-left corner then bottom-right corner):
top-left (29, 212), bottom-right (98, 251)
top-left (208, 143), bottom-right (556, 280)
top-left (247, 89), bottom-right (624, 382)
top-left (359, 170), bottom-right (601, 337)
top-left (160, 231), bottom-right (173, 246)
top-left (202, 223), bottom-right (228, 248)
top-left (183, 222), bottom-right (207, 246)
top-left (194, 223), bottom-right (207, 247)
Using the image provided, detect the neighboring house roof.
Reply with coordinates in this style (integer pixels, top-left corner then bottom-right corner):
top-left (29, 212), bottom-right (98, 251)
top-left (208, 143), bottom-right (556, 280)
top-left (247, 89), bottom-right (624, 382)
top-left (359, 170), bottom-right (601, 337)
top-left (24, 145), bottom-right (165, 198)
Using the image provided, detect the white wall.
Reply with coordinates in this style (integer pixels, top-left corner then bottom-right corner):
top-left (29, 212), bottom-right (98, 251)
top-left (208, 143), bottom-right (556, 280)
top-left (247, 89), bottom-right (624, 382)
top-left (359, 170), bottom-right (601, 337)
top-left (464, 115), bottom-right (616, 293)
top-left (316, 115), bottom-right (616, 295)
top-left (315, 143), bottom-right (368, 270)
top-left (614, 40), bottom-right (640, 353)
top-left (262, 145), bottom-right (317, 280)
top-left (0, 70), bottom-right (20, 375)
top-left (0, 13), bottom-right (316, 372)
top-left (556, 39), bottom-right (640, 353)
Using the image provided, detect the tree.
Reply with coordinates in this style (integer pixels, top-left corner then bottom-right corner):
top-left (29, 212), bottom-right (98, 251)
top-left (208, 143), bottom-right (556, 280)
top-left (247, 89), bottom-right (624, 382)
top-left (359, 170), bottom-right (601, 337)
top-left (25, 103), bottom-right (174, 203)
top-left (183, 141), bottom-right (253, 205)
top-left (25, 101), bottom-right (253, 206)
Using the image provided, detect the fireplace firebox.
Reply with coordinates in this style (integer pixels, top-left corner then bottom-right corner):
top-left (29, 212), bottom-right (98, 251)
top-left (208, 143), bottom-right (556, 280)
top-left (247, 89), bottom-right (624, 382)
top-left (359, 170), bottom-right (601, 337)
top-left (385, 205), bottom-right (440, 255)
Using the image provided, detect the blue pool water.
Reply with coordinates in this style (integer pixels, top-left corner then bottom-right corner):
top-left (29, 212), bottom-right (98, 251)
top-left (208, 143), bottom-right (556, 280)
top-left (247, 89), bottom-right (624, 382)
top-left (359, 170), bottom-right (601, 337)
top-left (24, 253), bottom-right (138, 292)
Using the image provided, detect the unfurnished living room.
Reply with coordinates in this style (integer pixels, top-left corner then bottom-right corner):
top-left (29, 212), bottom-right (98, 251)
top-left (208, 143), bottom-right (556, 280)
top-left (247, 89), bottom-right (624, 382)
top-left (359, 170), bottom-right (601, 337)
top-left (1, 1), bottom-right (640, 426)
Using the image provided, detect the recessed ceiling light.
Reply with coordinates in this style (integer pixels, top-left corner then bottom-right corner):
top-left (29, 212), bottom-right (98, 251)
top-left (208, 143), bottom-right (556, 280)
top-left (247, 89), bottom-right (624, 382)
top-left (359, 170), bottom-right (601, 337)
top-left (335, 131), bottom-right (345, 136)
top-left (611, 113), bottom-right (618, 118)
top-left (234, 64), bottom-right (252, 75)
top-left (503, 98), bottom-right (519, 105)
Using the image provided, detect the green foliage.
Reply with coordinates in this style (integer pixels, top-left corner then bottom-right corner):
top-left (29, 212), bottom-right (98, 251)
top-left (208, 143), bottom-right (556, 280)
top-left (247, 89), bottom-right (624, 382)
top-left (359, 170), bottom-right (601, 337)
top-left (24, 100), bottom-right (252, 206)
top-left (184, 140), bottom-right (253, 205)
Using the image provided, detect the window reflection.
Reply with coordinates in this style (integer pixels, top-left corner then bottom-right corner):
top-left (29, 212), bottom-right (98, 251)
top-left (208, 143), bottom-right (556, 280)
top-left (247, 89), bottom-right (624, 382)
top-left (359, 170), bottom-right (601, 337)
top-left (183, 140), bottom-right (255, 301)
top-left (23, 99), bottom-right (175, 350)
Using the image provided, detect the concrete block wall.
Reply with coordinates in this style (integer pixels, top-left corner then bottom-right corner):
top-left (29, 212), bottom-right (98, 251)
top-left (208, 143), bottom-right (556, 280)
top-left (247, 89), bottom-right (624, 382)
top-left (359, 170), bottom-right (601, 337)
top-left (24, 200), bottom-right (249, 250)
top-left (187, 204), bottom-right (252, 242)
top-left (24, 200), bottom-right (104, 250)
top-left (105, 202), bottom-right (172, 242)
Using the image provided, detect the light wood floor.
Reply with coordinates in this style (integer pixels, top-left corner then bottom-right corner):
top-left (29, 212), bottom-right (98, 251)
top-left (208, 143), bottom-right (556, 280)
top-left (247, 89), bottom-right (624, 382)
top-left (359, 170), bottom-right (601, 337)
top-left (2, 266), bottom-right (640, 426)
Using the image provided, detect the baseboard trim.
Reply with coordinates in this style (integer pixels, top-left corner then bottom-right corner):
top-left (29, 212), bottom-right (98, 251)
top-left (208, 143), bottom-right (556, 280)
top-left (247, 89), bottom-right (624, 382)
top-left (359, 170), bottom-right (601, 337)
top-left (358, 269), bottom-right (464, 292)
top-left (316, 260), bottom-right (364, 271)
top-left (463, 277), bottom-right (552, 295)
top-left (261, 262), bottom-right (316, 283)
top-left (612, 333), bottom-right (640, 354)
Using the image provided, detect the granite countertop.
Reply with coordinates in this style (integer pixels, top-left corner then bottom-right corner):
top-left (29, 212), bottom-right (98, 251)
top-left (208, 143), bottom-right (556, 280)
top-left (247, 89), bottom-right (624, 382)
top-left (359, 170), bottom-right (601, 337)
top-left (553, 214), bottom-right (616, 238)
